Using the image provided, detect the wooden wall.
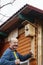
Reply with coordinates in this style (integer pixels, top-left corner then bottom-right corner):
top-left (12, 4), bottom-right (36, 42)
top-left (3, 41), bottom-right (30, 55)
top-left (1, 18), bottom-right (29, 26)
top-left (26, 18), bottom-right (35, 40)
top-left (17, 32), bottom-right (31, 55)
top-left (0, 39), bottom-right (5, 57)
top-left (0, 22), bottom-right (37, 59)
top-left (0, 41), bottom-right (9, 56)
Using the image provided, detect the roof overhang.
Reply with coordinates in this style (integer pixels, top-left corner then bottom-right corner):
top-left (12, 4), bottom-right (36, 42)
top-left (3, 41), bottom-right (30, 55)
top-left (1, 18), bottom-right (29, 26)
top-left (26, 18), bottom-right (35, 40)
top-left (0, 4), bottom-right (43, 37)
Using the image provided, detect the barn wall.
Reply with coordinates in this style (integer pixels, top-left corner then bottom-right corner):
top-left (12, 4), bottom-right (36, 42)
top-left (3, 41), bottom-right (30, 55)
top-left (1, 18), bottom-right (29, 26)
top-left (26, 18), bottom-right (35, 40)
top-left (17, 27), bottom-right (31, 55)
top-left (1, 22), bottom-right (36, 57)
top-left (35, 19), bottom-right (42, 65)
top-left (0, 20), bottom-right (38, 61)
top-left (0, 39), bottom-right (5, 56)
top-left (38, 22), bottom-right (42, 65)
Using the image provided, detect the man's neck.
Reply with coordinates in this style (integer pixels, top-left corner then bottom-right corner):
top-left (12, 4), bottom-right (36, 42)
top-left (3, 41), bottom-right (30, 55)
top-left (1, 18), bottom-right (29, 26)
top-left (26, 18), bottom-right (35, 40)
top-left (9, 47), bottom-right (17, 52)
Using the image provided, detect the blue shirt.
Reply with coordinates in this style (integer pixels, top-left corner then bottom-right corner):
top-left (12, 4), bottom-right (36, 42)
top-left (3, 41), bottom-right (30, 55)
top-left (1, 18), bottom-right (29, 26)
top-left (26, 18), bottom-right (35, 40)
top-left (0, 48), bottom-right (32, 65)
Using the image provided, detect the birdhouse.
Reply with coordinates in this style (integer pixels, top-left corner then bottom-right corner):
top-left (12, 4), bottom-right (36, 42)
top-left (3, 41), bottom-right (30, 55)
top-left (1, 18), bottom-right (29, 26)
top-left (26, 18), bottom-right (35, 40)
top-left (25, 24), bottom-right (35, 36)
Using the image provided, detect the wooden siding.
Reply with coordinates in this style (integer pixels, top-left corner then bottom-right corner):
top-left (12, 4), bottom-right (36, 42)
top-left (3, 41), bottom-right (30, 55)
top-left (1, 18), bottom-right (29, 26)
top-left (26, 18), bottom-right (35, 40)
top-left (17, 32), bottom-right (31, 55)
top-left (0, 42), bottom-right (9, 56)
top-left (0, 24), bottom-right (37, 58)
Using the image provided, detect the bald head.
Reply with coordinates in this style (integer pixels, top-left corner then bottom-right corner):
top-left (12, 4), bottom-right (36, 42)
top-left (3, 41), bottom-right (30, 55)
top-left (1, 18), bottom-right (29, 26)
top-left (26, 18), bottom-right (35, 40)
top-left (9, 38), bottom-right (18, 50)
top-left (10, 38), bottom-right (18, 42)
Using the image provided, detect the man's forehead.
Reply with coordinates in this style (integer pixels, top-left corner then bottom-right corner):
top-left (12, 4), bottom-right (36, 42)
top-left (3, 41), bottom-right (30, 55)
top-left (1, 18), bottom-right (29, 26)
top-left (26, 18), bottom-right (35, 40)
top-left (10, 38), bottom-right (18, 42)
top-left (13, 42), bottom-right (18, 45)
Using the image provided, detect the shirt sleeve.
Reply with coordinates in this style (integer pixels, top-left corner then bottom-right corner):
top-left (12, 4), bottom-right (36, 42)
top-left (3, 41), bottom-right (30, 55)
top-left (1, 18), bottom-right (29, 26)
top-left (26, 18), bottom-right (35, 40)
top-left (18, 53), bottom-right (32, 61)
top-left (0, 49), bottom-right (16, 65)
top-left (0, 59), bottom-right (16, 65)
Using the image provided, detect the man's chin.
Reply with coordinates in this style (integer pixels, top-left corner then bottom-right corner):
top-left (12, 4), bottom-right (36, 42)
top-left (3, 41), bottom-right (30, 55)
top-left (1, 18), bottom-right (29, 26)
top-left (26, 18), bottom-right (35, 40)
top-left (13, 48), bottom-right (17, 51)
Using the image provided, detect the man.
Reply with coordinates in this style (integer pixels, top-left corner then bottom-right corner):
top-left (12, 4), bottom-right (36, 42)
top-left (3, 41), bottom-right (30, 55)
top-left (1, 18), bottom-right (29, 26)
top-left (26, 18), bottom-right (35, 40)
top-left (0, 38), bottom-right (33, 65)
top-left (29, 58), bottom-right (37, 65)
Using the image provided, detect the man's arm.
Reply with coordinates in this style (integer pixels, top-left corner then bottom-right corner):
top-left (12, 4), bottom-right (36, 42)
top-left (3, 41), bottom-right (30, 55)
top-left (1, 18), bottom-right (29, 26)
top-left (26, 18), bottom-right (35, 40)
top-left (0, 59), bottom-right (16, 65)
top-left (1, 49), bottom-right (21, 65)
top-left (18, 52), bottom-right (33, 61)
top-left (0, 49), bottom-right (16, 65)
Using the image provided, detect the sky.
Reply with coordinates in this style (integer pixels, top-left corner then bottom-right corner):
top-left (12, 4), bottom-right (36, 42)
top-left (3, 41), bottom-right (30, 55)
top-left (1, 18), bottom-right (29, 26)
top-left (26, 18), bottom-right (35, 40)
top-left (28, 0), bottom-right (43, 10)
top-left (0, 0), bottom-right (43, 26)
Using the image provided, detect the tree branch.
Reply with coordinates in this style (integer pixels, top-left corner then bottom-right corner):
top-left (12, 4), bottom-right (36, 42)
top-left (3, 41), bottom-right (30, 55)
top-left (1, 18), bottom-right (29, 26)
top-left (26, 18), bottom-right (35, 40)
top-left (0, 13), bottom-right (9, 17)
top-left (0, 0), bottom-right (16, 9)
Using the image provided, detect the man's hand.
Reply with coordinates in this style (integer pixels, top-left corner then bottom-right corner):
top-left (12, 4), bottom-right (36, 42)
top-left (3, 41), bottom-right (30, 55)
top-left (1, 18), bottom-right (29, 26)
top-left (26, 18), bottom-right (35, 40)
top-left (15, 59), bottom-right (20, 64)
top-left (29, 51), bottom-right (34, 57)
